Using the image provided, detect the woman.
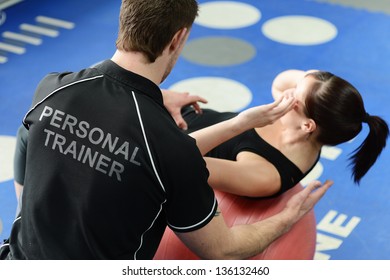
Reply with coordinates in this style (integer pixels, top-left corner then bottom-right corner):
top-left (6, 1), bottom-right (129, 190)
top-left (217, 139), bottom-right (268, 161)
top-left (177, 69), bottom-right (389, 197)
top-left (13, 69), bottom-right (388, 200)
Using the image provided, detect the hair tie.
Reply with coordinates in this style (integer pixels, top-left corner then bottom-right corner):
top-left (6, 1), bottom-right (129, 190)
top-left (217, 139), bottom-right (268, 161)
top-left (362, 112), bottom-right (370, 123)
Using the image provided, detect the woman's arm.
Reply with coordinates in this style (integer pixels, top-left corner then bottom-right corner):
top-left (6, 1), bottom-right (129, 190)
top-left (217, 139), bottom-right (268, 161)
top-left (189, 95), bottom-right (295, 155)
top-left (204, 154), bottom-right (281, 197)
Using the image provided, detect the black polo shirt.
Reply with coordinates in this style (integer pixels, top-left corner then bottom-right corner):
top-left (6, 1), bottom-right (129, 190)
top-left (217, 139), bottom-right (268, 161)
top-left (11, 60), bottom-right (217, 259)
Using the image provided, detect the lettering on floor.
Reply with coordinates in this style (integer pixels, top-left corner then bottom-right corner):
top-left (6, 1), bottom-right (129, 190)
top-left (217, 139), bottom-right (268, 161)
top-left (315, 210), bottom-right (361, 259)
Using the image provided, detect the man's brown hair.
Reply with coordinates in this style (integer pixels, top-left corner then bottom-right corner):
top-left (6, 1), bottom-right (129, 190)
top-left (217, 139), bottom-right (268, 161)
top-left (116, 0), bottom-right (198, 63)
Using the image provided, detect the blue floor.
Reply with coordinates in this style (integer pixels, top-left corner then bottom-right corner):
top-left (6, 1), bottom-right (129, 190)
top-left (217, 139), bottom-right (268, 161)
top-left (0, 0), bottom-right (389, 259)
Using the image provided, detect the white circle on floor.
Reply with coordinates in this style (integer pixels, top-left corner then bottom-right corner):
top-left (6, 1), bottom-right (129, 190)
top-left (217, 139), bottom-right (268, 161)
top-left (0, 136), bottom-right (16, 183)
top-left (195, 1), bottom-right (261, 29)
top-left (262, 15), bottom-right (337, 45)
top-left (169, 77), bottom-right (252, 112)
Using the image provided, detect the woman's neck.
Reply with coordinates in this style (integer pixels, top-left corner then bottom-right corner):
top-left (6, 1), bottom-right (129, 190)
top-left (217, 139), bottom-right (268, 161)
top-left (255, 123), bottom-right (322, 172)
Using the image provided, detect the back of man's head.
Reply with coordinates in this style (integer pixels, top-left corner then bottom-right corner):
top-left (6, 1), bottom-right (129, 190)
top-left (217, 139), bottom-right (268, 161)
top-left (116, 0), bottom-right (199, 63)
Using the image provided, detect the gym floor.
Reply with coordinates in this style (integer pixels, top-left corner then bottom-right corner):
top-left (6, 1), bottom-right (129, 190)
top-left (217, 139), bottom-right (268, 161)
top-left (0, 0), bottom-right (389, 259)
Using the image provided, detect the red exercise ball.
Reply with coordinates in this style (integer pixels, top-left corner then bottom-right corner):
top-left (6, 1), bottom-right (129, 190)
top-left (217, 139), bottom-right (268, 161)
top-left (154, 183), bottom-right (317, 260)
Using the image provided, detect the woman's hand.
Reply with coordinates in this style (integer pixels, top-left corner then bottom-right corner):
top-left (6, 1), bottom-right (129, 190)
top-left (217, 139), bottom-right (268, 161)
top-left (234, 94), bottom-right (296, 131)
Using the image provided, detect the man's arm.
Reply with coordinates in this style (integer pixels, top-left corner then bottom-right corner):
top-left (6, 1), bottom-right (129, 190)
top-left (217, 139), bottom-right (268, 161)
top-left (14, 181), bottom-right (23, 201)
top-left (13, 125), bottom-right (28, 201)
top-left (176, 180), bottom-right (332, 259)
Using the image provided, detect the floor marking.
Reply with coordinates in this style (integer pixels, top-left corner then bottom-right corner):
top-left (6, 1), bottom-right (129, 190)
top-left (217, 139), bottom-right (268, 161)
top-left (315, 210), bottom-right (361, 260)
top-left (0, 55), bottom-right (8, 63)
top-left (2, 31), bottom-right (42, 45)
top-left (0, 41), bottom-right (25, 54)
top-left (0, 0), bottom-right (23, 10)
top-left (35, 16), bottom-right (75, 29)
top-left (19, 23), bottom-right (59, 37)
top-left (0, 16), bottom-right (74, 64)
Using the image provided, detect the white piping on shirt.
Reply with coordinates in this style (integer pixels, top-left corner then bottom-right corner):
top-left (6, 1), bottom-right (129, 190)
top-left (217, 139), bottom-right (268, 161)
top-left (133, 199), bottom-right (167, 260)
top-left (131, 91), bottom-right (166, 192)
top-left (131, 90), bottom-right (167, 260)
top-left (0, 243), bottom-right (9, 250)
top-left (0, 216), bottom-right (22, 251)
top-left (13, 216), bottom-right (21, 224)
top-left (131, 90), bottom-right (217, 257)
top-left (22, 74), bottom-right (104, 127)
top-left (168, 196), bottom-right (217, 231)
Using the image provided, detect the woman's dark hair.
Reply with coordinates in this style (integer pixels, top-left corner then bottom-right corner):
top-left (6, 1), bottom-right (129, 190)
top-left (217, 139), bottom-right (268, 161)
top-left (304, 71), bottom-right (389, 184)
top-left (116, 0), bottom-right (198, 63)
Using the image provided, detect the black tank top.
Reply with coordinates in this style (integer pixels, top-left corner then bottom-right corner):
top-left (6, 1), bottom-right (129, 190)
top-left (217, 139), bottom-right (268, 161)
top-left (183, 108), bottom-right (319, 196)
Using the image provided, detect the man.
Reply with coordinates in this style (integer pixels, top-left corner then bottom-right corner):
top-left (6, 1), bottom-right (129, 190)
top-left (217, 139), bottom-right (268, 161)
top-left (2, 0), bottom-right (331, 260)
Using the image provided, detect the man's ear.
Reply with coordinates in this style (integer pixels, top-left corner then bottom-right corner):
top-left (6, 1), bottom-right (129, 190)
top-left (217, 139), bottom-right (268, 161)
top-left (169, 27), bottom-right (188, 53)
top-left (302, 118), bottom-right (317, 133)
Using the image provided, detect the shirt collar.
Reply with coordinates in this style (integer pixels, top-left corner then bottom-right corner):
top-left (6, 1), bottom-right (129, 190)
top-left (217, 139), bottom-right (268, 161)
top-left (94, 59), bottom-right (163, 106)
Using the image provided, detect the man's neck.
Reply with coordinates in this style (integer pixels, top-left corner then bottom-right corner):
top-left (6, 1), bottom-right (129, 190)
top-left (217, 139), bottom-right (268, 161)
top-left (111, 50), bottom-right (164, 85)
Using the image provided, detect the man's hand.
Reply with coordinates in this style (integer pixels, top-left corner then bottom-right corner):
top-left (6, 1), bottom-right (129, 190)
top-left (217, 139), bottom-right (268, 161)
top-left (162, 89), bottom-right (208, 130)
top-left (176, 180), bottom-right (333, 260)
top-left (283, 180), bottom-right (333, 225)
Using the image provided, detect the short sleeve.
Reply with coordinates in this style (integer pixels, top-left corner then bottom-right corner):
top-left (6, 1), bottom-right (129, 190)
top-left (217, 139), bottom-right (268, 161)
top-left (163, 136), bottom-right (218, 233)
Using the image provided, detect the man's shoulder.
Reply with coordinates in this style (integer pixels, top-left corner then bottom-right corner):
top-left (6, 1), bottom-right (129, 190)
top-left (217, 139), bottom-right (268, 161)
top-left (33, 68), bottom-right (103, 102)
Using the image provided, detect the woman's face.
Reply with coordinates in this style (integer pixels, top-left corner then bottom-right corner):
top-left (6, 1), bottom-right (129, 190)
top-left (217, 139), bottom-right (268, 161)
top-left (280, 74), bottom-right (317, 127)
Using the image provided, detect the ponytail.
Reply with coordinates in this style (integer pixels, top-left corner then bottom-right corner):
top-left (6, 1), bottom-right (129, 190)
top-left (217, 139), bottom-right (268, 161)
top-left (305, 71), bottom-right (388, 184)
top-left (349, 115), bottom-right (389, 184)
